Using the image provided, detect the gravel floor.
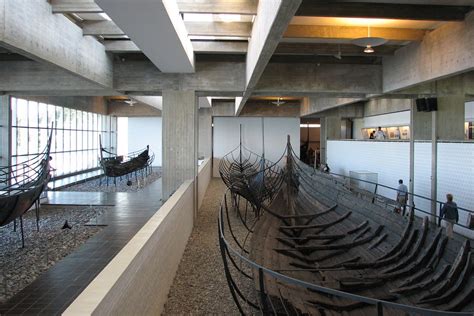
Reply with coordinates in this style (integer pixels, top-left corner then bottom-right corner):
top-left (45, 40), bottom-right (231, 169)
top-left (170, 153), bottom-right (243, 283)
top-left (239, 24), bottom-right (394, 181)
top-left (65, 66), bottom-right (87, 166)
top-left (0, 205), bottom-right (107, 303)
top-left (61, 168), bottom-right (161, 193)
top-left (164, 179), bottom-right (246, 315)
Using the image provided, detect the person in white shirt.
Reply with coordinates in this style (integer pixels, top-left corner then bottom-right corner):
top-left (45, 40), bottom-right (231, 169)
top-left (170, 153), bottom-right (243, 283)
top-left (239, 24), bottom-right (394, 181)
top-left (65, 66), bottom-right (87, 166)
top-left (374, 126), bottom-right (386, 140)
top-left (395, 179), bottom-right (408, 215)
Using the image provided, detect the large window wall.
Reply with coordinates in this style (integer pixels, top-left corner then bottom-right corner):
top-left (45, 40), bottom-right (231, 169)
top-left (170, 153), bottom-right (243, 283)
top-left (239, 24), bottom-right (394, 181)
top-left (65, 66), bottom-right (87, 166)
top-left (11, 97), bottom-right (117, 178)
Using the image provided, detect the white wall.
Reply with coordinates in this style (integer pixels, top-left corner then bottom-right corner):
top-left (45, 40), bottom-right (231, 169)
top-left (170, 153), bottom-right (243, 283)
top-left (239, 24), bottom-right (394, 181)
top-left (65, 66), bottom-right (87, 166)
top-left (128, 117), bottom-right (162, 166)
top-left (467, 101), bottom-right (474, 121)
top-left (327, 140), bottom-right (474, 238)
top-left (213, 117), bottom-right (300, 177)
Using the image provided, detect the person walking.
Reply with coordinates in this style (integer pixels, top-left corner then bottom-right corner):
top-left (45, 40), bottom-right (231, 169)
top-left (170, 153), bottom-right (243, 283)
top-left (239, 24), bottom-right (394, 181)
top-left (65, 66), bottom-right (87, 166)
top-left (395, 179), bottom-right (408, 215)
top-left (440, 194), bottom-right (459, 238)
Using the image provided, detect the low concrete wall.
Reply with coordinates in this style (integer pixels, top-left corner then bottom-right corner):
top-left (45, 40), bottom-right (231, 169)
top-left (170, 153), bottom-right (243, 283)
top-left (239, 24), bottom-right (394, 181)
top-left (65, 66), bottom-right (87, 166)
top-left (63, 180), bottom-right (195, 316)
top-left (197, 158), bottom-right (211, 210)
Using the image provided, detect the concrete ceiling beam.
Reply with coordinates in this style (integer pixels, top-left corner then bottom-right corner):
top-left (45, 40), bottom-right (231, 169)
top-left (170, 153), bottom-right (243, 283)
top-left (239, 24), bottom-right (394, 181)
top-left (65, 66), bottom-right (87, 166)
top-left (284, 25), bottom-right (426, 42)
top-left (186, 21), bottom-right (252, 37)
top-left (51, 0), bottom-right (102, 14)
top-left (254, 63), bottom-right (382, 95)
top-left (301, 97), bottom-right (365, 116)
top-left (96, 0), bottom-right (194, 73)
top-left (383, 12), bottom-right (474, 92)
top-left (82, 20), bottom-right (123, 36)
top-left (295, 1), bottom-right (472, 21)
top-left (275, 43), bottom-right (399, 56)
top-left (177, 0), bottom-right (258, 15)
top-left (113, 60), bottom-right (246, 95)
top-left (192, 41), bottom-right (247, 54)
top-left (0, 0), bottom-right (113, 88)
top-left (236, 0), bottom-right (302, 115)
top-left (104, 40), bottom-right (139, 53)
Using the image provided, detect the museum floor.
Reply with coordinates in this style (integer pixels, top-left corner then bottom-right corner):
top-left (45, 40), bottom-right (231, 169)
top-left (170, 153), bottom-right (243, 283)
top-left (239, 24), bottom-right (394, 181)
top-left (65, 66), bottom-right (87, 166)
top-left (0, 179), bottom-right (163, 315)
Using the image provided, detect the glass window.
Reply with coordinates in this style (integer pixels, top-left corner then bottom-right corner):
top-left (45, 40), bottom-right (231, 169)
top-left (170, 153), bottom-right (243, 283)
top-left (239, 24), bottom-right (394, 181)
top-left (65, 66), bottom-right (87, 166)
top-left (28, 101), bottom-right (38, 128)
top-left (38, 103), bottom-right (48, 128)
top-left (11, 97), bottom-right (117, 177)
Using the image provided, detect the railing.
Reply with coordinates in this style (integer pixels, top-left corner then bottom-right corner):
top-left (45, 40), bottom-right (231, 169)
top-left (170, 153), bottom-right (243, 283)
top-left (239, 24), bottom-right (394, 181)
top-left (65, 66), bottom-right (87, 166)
top-left (218, 189), bottom-right (473, 316)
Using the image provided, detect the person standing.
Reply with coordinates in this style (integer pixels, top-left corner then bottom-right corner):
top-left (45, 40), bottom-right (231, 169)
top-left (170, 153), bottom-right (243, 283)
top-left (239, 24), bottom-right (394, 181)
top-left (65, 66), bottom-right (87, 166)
top-left (441, 194), bottom-right (459, 238)
top-left (374, 126), bottom-right (386, 140)
top-left (369, 131), bottom-right (375, 139)
top-left (395, 179), bottom-right (408, 215)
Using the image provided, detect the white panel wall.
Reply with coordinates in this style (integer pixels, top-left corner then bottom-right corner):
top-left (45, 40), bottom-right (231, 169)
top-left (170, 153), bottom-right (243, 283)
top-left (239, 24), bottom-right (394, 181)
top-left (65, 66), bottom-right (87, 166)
top-left (438, 142), bottom-right (474, 238)
top-left (466, 101), bottom-right (474, 121)
top-left (327, 140), bottom-right (474, 238)
top-left (128, 117), bottom-right (162, 166)
top-left (327, 141), bottom-right (410, 198)
top-left (213, 117), bottom-right (300, 177)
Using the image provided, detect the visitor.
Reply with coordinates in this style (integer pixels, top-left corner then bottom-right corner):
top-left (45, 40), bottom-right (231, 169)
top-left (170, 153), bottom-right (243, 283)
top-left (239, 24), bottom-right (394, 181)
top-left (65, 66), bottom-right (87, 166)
top-left (440, 194), bottom-right (459, 238)
top-left (369, 131), bottom-right (375, 139)
top-left (374, 127), bottom-right (386, 140)
top-left (395, 179), bottom-right (408, 215)
top-left (46, 156), bottom-right (56, 189)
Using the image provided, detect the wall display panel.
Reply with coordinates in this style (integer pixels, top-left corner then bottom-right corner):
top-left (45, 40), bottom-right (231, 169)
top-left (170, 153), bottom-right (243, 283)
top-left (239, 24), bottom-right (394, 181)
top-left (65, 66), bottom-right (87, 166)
top-left (10, 97), bottom-right (117, 178)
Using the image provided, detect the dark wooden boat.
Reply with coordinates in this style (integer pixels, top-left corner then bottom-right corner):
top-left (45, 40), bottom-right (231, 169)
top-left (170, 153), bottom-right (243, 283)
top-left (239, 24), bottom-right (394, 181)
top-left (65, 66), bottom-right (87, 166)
top-left (99, 135), bottom-right (154, 178)
top-left (218, 138), bottom-right (474, 315)
top-left (0, 128), bottom-right (53, 247)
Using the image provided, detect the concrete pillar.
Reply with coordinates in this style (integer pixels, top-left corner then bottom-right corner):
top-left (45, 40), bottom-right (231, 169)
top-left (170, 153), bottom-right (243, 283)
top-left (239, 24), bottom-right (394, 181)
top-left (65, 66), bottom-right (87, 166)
top-left (436, 95), bottom-right (465, 140)
top-left (320, 116), bottom-right (340, 164)
top-left (162, 90), bottom-right (198, 200)
top-left (0, 95), bottom-right (11, 168)
top-left (412, 108), bottom-right (432, 140)
top-left (198, 108), bottom-right (212, 159)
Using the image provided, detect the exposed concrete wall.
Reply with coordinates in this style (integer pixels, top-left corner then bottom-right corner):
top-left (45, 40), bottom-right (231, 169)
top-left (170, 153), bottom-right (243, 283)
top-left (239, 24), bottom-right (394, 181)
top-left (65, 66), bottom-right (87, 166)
top-left (315, 103), bottom-right (364, 119)
top-left (0, 0), bottom-right (113, 88)
top-left (212, 101), bottom-right (235, 116)
top-left (162, 90), bottom-right (197, 199)
top-left (0, 95), bottom-right (10, 168)
top-left (364, 98), bottom-right (411, 117)
top-left (437, 95), bottom-right (466, 140)
top-left (18, 96), bottom-right (108, 115)
top-left (413, 109), bottom-right (432, 140)
top-left (63, 180), bottom-right (195, 316)
top-left (383, 13), bottom-right (474, 93)
top-left (108, 102), bottom-right (161, 117)
top-left (198, 108), bottom-right (212, 159)
top-left (197, 158), bottom-right (211, 210)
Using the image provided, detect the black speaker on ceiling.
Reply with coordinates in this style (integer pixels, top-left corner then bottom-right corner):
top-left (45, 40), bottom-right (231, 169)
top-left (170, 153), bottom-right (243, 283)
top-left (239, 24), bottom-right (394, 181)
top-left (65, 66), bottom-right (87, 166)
top-left (416, 98), bottom-right (438, 112)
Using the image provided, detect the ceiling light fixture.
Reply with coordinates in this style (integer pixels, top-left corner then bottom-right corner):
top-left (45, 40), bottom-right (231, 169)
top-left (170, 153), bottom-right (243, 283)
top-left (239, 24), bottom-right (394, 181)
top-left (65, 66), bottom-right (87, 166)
top-left (351, 25), bottom-right (387, 54)
top-left (272, 97), bottom-right (286, 106)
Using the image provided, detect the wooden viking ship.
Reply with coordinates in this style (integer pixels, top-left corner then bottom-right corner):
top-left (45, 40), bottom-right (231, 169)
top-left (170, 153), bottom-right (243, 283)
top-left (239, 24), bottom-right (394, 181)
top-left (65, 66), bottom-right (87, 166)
top-left (99, 135), bottom-right (154, 179)
top-left (218, 138), bottom-right (474, 315)
top-left (0, 128), bottom-right (53, 247)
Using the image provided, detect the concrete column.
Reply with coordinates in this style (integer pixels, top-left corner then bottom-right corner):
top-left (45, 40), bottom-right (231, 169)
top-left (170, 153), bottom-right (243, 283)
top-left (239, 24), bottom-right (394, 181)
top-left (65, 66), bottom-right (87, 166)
top-left (436, 95), bottom-right (465, 140)
top-left (198, 108), bottom-right (212, 159)
top-left (431, 110), bottom-right (438, 224)
top-left (162, 90), bottom-right (198, 200)
top-left (0, 95), bottom-right (11, 168)
top-left (412, 108), bottom-right (432, 140)
top-left (320, 116), bottom-right (340, 165)
top-left (409, 100), bottom-right (415, 213)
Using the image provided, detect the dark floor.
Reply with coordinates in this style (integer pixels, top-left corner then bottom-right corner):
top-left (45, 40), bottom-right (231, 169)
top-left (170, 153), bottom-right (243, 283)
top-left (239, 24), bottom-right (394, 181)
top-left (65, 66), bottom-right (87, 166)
top-left (0, 179), bottom-right (163, 316)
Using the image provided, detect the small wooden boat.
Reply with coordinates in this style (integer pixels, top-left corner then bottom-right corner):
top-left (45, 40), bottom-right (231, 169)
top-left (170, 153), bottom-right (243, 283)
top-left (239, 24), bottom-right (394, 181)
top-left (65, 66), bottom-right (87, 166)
top-left (99, 135), bottom-right (154, 179)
